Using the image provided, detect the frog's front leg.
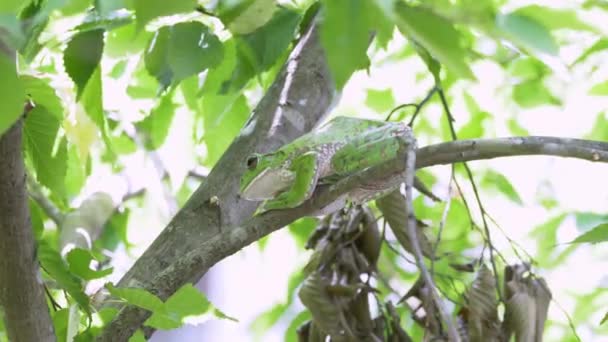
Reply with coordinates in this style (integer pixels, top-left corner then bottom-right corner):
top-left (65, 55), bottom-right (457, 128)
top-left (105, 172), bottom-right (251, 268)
top-left (263, 152), bottom-right (321, 211)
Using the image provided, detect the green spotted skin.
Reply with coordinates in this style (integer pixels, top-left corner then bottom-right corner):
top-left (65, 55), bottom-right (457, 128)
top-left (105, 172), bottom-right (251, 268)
top-left (239, 116), bottom-right (411, 210)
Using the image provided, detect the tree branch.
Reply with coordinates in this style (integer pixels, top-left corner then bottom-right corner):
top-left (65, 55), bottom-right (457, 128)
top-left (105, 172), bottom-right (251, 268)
top-left (0, 119), bottom-right (55, 342)
top-left (98, 19), bottom-right (337, 341)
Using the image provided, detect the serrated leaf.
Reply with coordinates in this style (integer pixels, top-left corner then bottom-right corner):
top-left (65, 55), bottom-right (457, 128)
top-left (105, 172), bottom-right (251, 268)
top-left (64, 29), bottom-right (105, 99)
top-left (66, 248), bottom-right (113, 280)
top-left (105, 283), bottom-right (164, 312)
top-left (38, 241), bottom-right (90, 313)
top-left (21, 75), bottom-right (64, 119)
top-left (134, 0), bottom-right (196, 30)
top-left (135, 92), bottom-right (175, 150)
top-left (226, 7), bottom-right (301, 91)
top-left (496, 12), bottom-right (558, 55)
top-left (395, 3), bottom-right (474, 80)
top-left (512, 79), bottom-right (560, 108)
top-left (23, 106), bottom-right (68, 199)
top-left (513, 5), bottom-right (597, 33)
top-left (589, 80), bottom-right (608, 96)
top-left (571, 224), bottom-right (608, 244)
top-left (0, 54), bottom-right (25, 136)
top-left (365, 88), bottom-right (395, 114)
top-left (320, 0), bottom-right (371, 89)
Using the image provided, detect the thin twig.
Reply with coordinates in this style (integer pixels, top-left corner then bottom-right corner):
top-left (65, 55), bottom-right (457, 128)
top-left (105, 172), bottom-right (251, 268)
top-left (27, 176), bottom-right (63, 224)
top-left (438, 88), bottom-right (503, 301)
top-left (403, 138), bottom-right (460, 341)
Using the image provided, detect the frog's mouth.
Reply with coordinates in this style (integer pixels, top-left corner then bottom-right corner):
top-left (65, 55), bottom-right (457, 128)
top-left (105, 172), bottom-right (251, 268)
top-left (241, 167), bottom-right (295, 200)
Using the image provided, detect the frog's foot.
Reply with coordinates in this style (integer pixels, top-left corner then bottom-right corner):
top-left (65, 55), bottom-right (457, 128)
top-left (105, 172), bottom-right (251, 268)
top-left (263, 152), bottom-right (320, 211)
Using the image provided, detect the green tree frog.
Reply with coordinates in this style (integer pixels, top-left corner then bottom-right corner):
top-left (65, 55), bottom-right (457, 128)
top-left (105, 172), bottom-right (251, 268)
top-left (239, 116), bottom-right (416, 211)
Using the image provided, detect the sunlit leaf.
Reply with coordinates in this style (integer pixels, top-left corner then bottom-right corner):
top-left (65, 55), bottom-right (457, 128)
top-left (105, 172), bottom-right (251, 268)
top-left (365, 88), bottom-right (395, 114)
top-left (571, 224), bottom-right (608, 244)
top-left (219, 0), bottom-right (277, 35)
top-left (133, 0), bottom-right (196, 30)
top-left (496, 12), bottom-right (558, 55)
top-left (105, 283), bottom-right (164, 312)
top-left (0, 54), bottom-right (25, 136)
top-left (574, 212), bottom-right (608, 231)
top-left (481, 170), bottom-right (523, 205)
top-left (573, 38), bottom-right (608, 65)
top-left (66, 248), bottom-right (113, 280)
top-left (38, 241), bottom-right (90, 313)
top-left (395, 3), bottom-right (474, 80)
top-left (513, 5), bottom-right (597, 33)
top-left (589, 80), bottom-right (608, 96)
top-left (128, 329), bottom-right (146, 342)
top-left (135, 92), bottom-right (175, 150)
top-left (512, 79), bottom-right (560, 108)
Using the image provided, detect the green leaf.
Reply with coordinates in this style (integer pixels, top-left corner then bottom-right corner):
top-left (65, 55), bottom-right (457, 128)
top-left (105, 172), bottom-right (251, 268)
top-left (589, 80), bottom-right (608, 96)
top-left (571, 224), bottom-right (608, 244)
top-left (287, 217), bottom-right (318, 249)
top-left (226, 7), bottom-right (301, 91)
top-left (21, 75), bottom-right (64, 119)
top-left (145, 283), bottom-right (211, 329)
top-left (320, 0), bottom-right (371, 89)
top-left (0, 0), bottom-right (24, 13)
top-left (284, 310), bottom-right (311, 342)
top-left (52, 308), bottom-right (70, 342)
top-left (0, 53), bottom-right (25, 136)
top-left (219, 0), bottom-right (277, 35)
top-left (458, 111), bottom-right (490, 139)
top-left (481, 170), bottom-right (523, 205)
top-left (95, 208), bottom-right (131, 251)
top-left (63, 29), bottom-right (105, 99)
top-left (573, 38), bottom-right (608, 66)
top-left (202, 94), bottom-right (249, 166)
top-left (23, 106), bottom-right (68, 199)
top-left (512, 79), bottom-right (560, 108)
top-left (395, 3), bottom-right (475, 80)
top-left (365, 88), bottom-right (395, 114)
top-left (135, 92), bottom-right (175, 150)
top-left (105, 283), bottom-right (164, 312)
top-left (585, 112), bottom-right (608, 141)
top-left (29, 200), bottom-right (45, 239)
top-left (496, 12), bottom-right (558, 55)
top-left (66, 248), bottom-right (113, 280)
top-left (128, 330), bottom-right (146, 342)
top-left (601, 311), bottom-right (608, 325)
top-left (144, 22), bottom-right (223, 88)
top-left (513, 5), bottom-right (597, 33)
top-left (38, 241), bottom-right (90, 312)
top-left (508, 57), bottom-right (547, 80)
top-left (574, 212), bottom-right (608, 231)
top-left (507, 118), bottom-right (530, 136)
top-left (250, 303), bottom-right (288, 337)
top-left (75, 8), bottom-right (133, 32)
top-left (134, 0), bottom-right (196, 30)
top-left (105, 22), bottom-right (152, 57)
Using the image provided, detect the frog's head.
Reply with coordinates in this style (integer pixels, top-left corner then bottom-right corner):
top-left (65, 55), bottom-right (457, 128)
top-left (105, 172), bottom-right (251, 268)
top-left (240, 151), bottom-right (295, 200)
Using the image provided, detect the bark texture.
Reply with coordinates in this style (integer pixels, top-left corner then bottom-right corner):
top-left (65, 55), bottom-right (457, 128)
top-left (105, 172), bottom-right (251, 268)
top-left (0, 119), bottom-right (55, 342)
top-left (98, 21), bottom-right (337, 341)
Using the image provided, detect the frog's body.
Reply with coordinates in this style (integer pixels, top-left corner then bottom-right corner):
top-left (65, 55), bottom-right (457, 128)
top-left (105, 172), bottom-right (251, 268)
top-left (239, 117), bottom-right (413, 211)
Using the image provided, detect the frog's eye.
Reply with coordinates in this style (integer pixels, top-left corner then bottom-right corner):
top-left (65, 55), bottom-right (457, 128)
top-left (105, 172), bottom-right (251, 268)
top-left (246, 155), bottom-right (259, 170)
